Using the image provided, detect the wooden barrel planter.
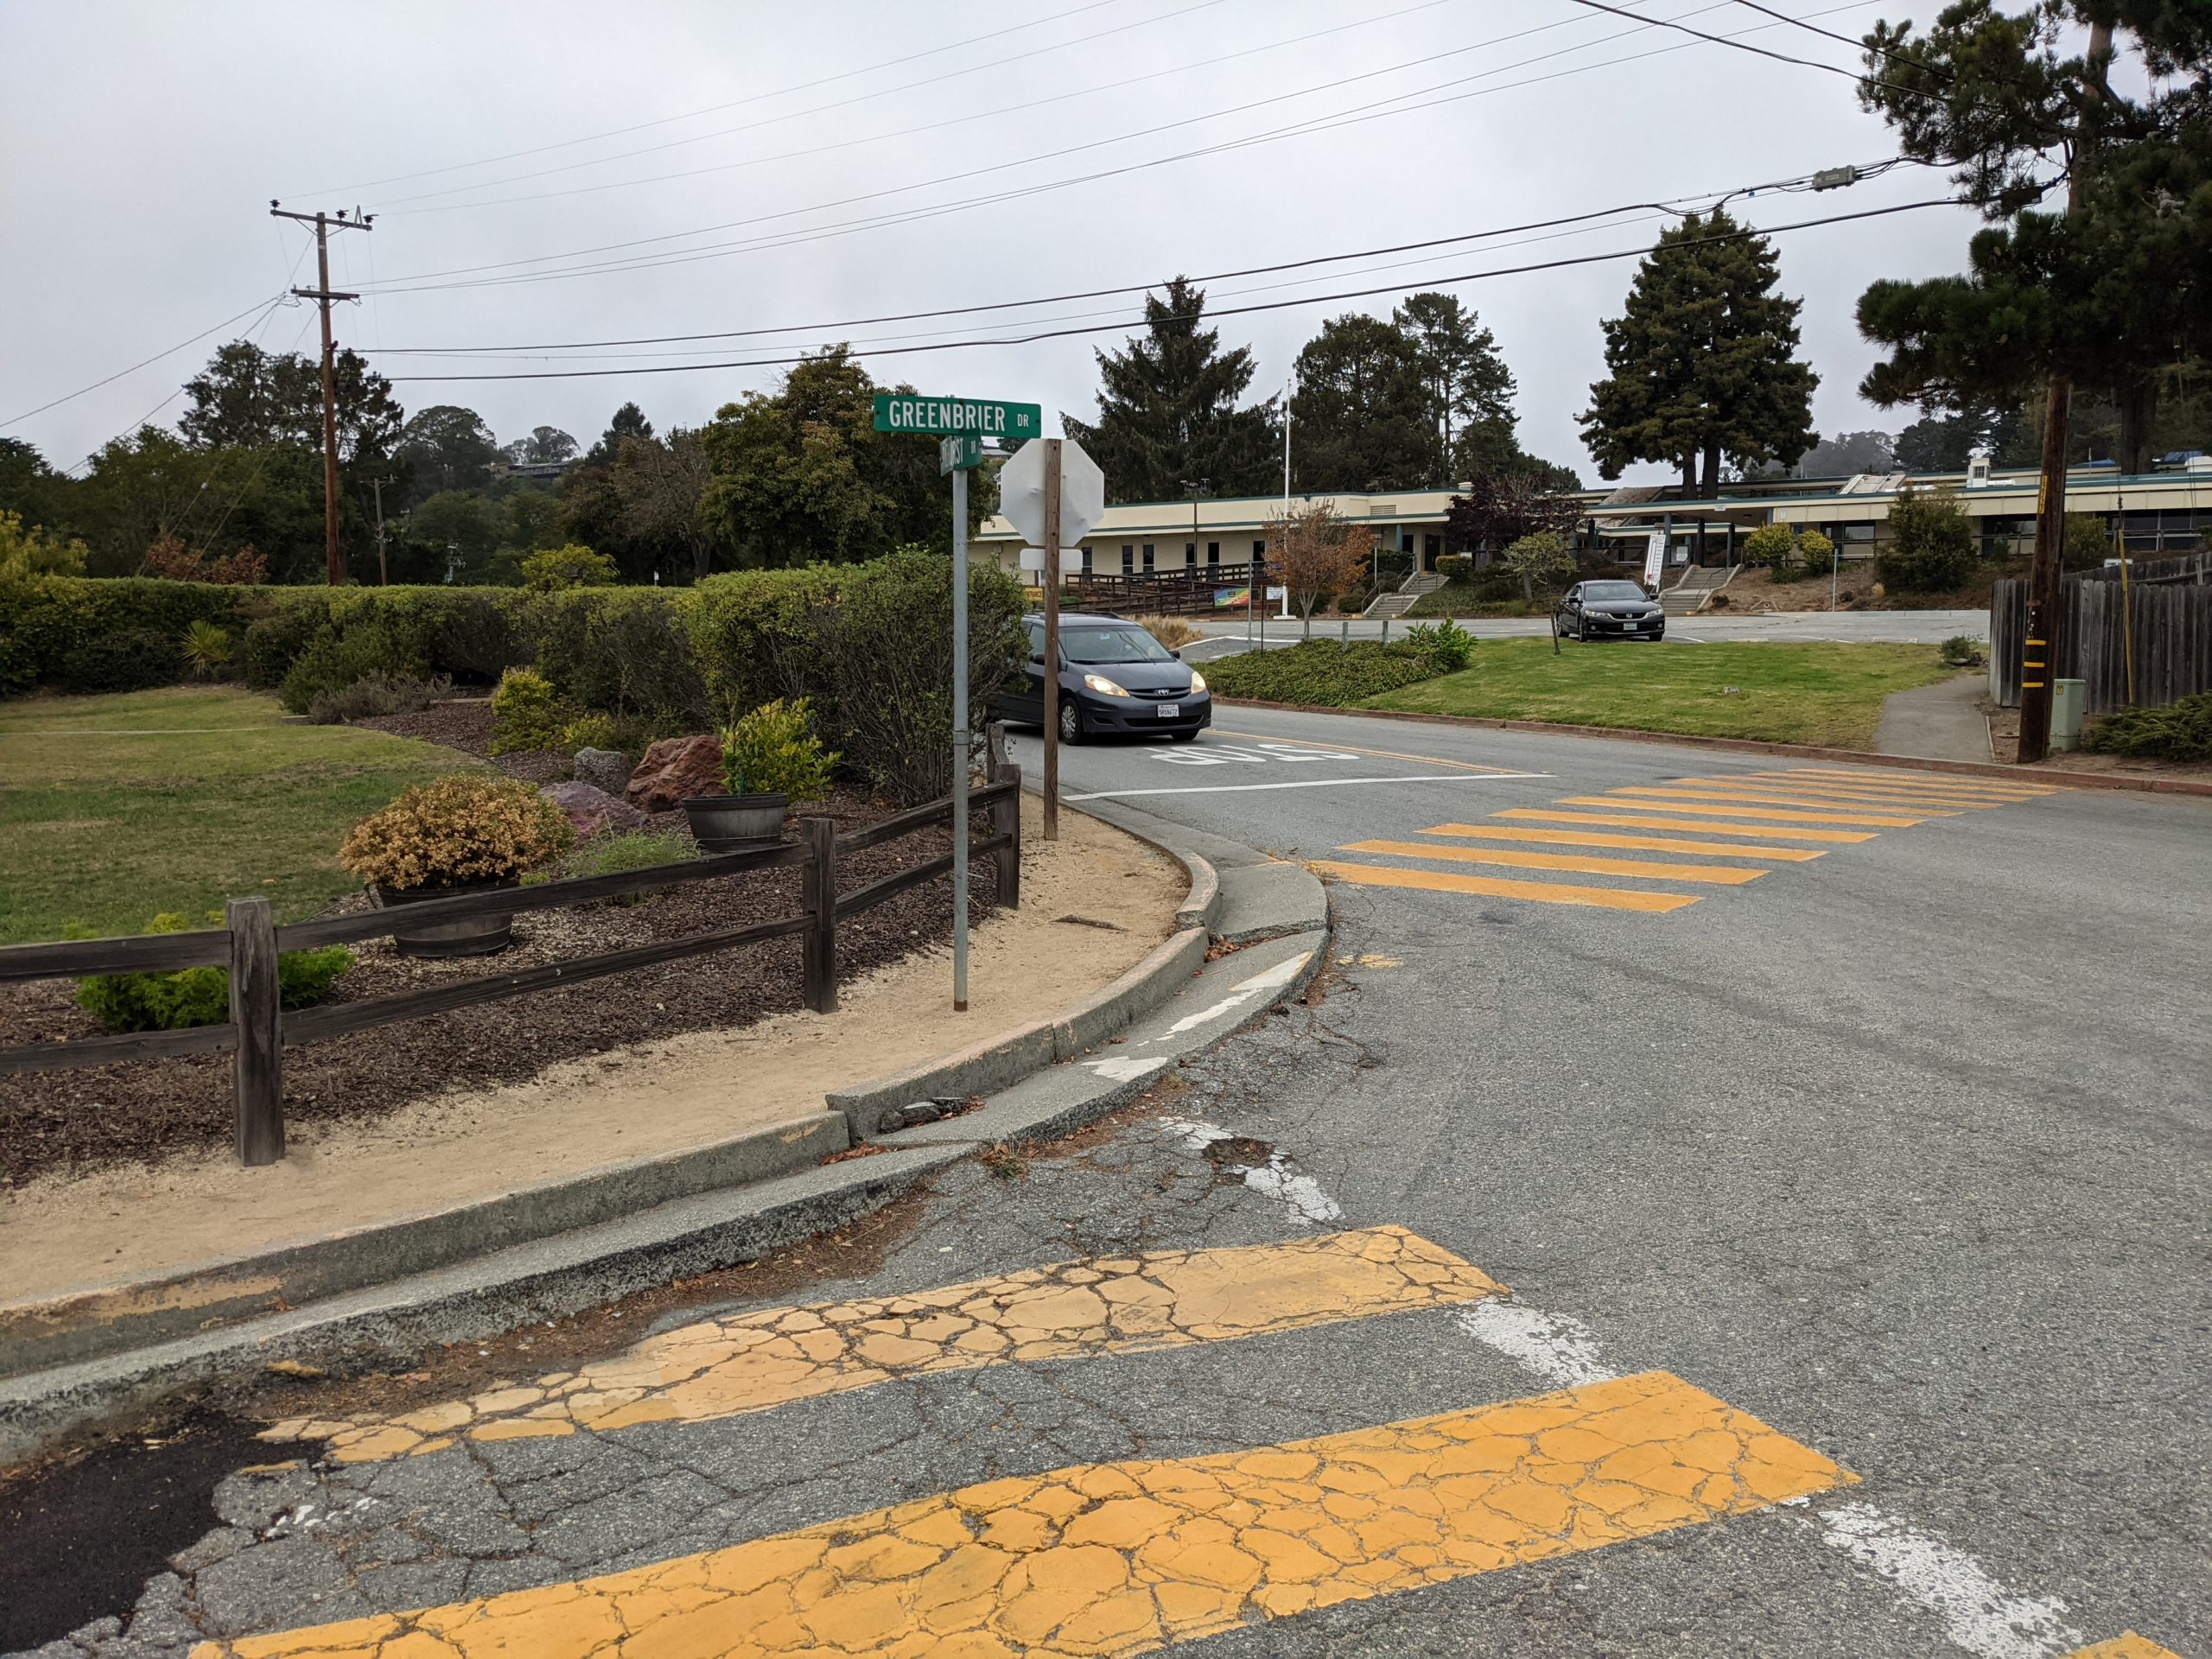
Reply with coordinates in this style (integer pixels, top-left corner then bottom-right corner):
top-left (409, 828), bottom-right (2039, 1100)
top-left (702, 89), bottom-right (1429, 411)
top-left (682, 793), bottom-right (787, 852)
top-left (372, 879), bottom-right (519, 958)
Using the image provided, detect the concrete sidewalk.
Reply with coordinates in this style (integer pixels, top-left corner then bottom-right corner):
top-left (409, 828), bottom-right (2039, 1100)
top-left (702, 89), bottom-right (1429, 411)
top-left (1874, 674), bottom-right (1992, 762)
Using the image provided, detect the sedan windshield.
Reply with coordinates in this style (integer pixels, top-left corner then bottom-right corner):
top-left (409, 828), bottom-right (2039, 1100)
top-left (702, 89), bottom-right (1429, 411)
top-left (1063, 626), bottom-right (1173, 665)
top-left (1584, 582), bottom-right (1649, 601)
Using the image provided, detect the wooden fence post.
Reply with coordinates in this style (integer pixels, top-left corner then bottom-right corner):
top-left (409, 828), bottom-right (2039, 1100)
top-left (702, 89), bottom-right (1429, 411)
top-left (994, 762), bottom-right (1022, 909)
top-left (802, 816), bottom-right (837, 1014)
top-left (227, 896), bottom-right (283, 1166)
top-left (984, 720), bottom-right (1007, 784)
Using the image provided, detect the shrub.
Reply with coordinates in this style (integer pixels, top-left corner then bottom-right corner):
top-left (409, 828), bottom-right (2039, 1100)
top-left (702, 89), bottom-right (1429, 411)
top-left (0, 509), bottom-right (88, 579)
top-left (534, 588), bottom-right (706, 731)
top-left (182, 620), bottom-right (233, 679)
top-left (1501, 531), bottom-right (1575, 598)
top-left (520, 543), bottom-right (620, 591)
top-left (489, 665), bottom-right (568, 754)
top-left (1742, 523), bottom-right (1798, 574)
top-left (77, 912), bottom-right (352, 1033)
top-left (307, 671), bottom-right (454, 725)
top-left (1880, 486), bottom-right (1976, 591)
top-left (558, 829), bottom-right (693, 904)
top-left (2078, 690), bottom-right (2212, 761)
top-left (241, 596), bottom-right (334, 690)
top-left (720, 696), bottom-right (837, 798)
top-left (143, 534), bottom-right (268, 585)
top-left (2062, 513), bottom-right (2115, 571)
top-left (1203, 640), bottom-right (1451, 707)
top-left (690, 564), bottom-right (842, 716)
top-left (1796, 531), bottom-right (1836, 577)
top-left (276, 620), bottom-right (427, 715)
top-left (1402, 617), bottom-right (1474, 671)
top-left (1134, 614), bottom-right (1201, 649)
top-left (436, 591), bottom-right (531, 684)
top-left (0, 575), bottom-right (257, 696)
top-left (1938, 634), bottom-right (1986, 669)
top-left (1434, 553), bottom-right (1473, 581)
top-left (339, 774), bottom-right (573, 892)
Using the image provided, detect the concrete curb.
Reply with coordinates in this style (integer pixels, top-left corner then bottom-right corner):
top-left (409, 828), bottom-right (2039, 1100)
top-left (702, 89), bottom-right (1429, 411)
top-left (0, 796), bottom-right (1330, 1462)
top-left (1216, 696), bottom-right (2212, 797)
top-left (0, 1113), bottom-right (848, 1382)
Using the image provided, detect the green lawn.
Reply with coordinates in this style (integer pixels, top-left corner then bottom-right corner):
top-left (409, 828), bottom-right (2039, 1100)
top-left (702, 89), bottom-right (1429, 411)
top-left (1366, 639), bottom-right (1963, 749)
top-left (0, 686), bottom-right (481, 945)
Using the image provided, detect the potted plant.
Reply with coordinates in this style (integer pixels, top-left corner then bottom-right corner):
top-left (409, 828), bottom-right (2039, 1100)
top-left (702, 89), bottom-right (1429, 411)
top-left (683, 697), bottom-right (837, 852)
top-left (339, 775), bottom-right (573, 957)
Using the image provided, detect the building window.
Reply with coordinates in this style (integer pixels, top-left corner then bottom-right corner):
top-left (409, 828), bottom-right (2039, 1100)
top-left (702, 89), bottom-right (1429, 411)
top-left (1080, 547), bottom-right (1093, 574)
top-left (1253, 539), bottom-right (1266, 561)
top-left (1206, 541), bottom-right (1220, 567)
top-left (1184, 542), bottom-right (1196, 567)
top-left (1121, 543), bottom-right (1134, 574)
top-left (1141, 543), bottom-right (1155, 572)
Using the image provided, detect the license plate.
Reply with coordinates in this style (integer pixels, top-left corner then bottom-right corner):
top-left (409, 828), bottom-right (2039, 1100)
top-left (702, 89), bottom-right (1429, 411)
top-left (1157, 703), bottom-right (1179, 718)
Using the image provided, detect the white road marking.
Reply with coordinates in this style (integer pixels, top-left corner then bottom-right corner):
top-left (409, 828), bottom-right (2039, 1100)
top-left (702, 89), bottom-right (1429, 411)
top-left (1066, 774), bottom-right (1545, 801)
top-left (1809, 1503), bottom-right (2080, 1659)
top-left (1084, 1054), bottom-right (1170, 1083)
top-left (1151, 951), bottom-right (1311, 1040)
top-left (1156, 1116), bottom-right (1343, 1227)
top-left (1453, 1301), bottom-right (1615, 1389)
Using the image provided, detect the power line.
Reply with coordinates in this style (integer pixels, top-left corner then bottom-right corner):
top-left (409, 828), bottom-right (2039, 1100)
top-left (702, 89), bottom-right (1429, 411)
top-left (1725, 0), bottom-right (1946, 78)
top-left (1559, 0), bottom-right (1872, 80)
top-left (2, 295), bottom-right (288, 429)
top-left (377, 0), bottom-right (1243, 212)
top-left (299, 0), bottom-right (1131, 199)
top-left (371, 159), bottom-right (1896, 359)
top-left (385, 196), bottom-right (1961, 384)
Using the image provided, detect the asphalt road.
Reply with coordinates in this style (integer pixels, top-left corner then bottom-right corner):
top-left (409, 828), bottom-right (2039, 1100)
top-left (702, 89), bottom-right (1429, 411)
top-left (1180, 608), bottom-right (1989, 662)
top-left (14, 713), bottom-right (2206, 1658)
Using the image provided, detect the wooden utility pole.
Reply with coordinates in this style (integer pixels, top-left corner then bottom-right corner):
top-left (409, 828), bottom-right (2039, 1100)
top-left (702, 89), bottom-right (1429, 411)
top-left (270, 204), bottom-right (372, 588)
top-left (2018, 20), bottom-right (2111, 763)
top-left (1040, 437), bottom-right (1063, 842)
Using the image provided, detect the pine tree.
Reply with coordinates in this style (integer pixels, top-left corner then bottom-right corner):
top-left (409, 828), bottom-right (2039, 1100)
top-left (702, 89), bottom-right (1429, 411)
top-left (1064, 278), bottom-right (1278, 503)
top-left (1579, 208), bottom-right (1817, 495)
top-left (1289, 314), bottom-right (1430, 492)
top-left (583, 402), bottom-right (653, 467)
top-left (1392, 293), bottom-right (1517, 485)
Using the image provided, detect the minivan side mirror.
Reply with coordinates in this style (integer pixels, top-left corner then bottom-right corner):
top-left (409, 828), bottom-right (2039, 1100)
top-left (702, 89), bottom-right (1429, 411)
top-left (1171, 648), bottom-right (1182, 659)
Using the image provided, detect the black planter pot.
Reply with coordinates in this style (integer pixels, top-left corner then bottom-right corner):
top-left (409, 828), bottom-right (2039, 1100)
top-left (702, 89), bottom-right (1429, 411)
top-left (682, 793), bottom-right (788, 852)
top-left (372, 877), bottom-right (519, 958)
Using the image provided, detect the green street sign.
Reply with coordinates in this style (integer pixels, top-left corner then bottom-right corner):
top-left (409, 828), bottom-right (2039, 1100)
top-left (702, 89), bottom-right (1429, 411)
top-left (939, 434), bottom-right (984, 474)
top-left (873, 392), bottom-right (1040, 440)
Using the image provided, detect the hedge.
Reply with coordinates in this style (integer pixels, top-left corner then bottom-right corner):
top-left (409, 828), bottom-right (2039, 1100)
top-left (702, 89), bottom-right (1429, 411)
top-left (1204, 639), bottom-right (1459, 707)
top-left (0, 575), bottom-right (265, 696)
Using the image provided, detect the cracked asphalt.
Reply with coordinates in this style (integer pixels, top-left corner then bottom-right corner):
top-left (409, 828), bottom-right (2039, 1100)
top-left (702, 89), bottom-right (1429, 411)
top-left (6, 711), bottom-right (2206, 1657)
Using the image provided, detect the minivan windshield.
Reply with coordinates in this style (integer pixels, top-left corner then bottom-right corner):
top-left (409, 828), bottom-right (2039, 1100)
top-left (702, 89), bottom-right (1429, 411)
top-left (1583, 582), bottom-right (1649, 601)
top-left (1062, 626), bottom-right (1173, 665)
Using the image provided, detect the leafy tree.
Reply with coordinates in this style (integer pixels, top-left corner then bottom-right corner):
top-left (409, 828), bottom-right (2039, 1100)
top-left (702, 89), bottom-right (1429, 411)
top-left (502, 488), bottom-right (566, 555)
top-left (1580, 207), bottom-right (1818, 493)
top-left (1290, 314), bottom-right (1429, 492)
top-left (395, 405), bottom-right (499, 504)
top-left (583, 401), bottom-right (654, 467)
top-left (1442, 472), bottom-right (1583, 558)
top-left (502, 426), bottom-right (578, 466)
top-left (409, 489), bottom-right (507, 578)
top-left (0, 437), bottom-right (67, 531)
top-left (1262, 499), bottom-right (1373, 637)
top-left (180, 340), bottom-right (402, 466)
top-left (1391, 292), bottom-right (1516, 486)
top-left (1880, 485), bottom-right (1978, 590)
top-left (143, 534), bottom-right (267, 584)
top-left (0, 508), bottom-right (87, 579)
top-left (1063, 277), bottom-right (1278, 503)
top-left (520, 543), bottom-right (620, 590)
top-left (613, 430), bottom-right (718, 582)
top-left (1501, 531), bottom-right (1575, 602)
top-left (1893, 397), bottom-right (2035, 471)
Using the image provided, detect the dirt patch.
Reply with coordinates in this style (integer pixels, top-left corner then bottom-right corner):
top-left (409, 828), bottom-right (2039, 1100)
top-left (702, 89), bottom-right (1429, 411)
top-left (1981, 701), bottom-right (2212, 783)
top-left (1, 795), bottom-right (1183, 1295)
top-left (1713, 565), bottom-right (2004, 614)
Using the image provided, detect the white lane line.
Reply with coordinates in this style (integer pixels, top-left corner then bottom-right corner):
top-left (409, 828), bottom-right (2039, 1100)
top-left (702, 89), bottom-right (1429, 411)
top-left (1084, 1054), bottom-right (1171, 1083)
top-left (1451, 1300), bottom-right (2086, 1657)
top-left (1156, 1116), bottom-right (1344, 1226)
top-left (1066, 773), bottom-right (1546, 801)
top-left (1150, 951), bottom-right (1311, 1042)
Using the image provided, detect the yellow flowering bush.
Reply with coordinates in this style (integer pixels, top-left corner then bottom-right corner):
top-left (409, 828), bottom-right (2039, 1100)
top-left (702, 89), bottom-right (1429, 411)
top-left (339, 775), bottom-right (573, 893)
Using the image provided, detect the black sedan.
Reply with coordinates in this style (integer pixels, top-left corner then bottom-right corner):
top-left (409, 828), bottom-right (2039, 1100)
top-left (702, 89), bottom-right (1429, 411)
top-left (994, 613), bottom-right (1211, 743)
top-left (1556, 580), bottom-right (1665, 640)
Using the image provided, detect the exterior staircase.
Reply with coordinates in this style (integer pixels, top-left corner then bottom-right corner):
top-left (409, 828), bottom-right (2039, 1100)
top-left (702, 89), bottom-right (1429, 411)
top-left (1363, 569), bottom-right (1447, 620)
top-left (1659, 564), bottom-right (1735, 617)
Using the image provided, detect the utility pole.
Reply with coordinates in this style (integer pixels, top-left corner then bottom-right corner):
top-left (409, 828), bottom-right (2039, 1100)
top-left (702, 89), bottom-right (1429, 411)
top-left (369, 476), bottom-right (393, 587)
top-left (270, 203), bottom-right (372, 588)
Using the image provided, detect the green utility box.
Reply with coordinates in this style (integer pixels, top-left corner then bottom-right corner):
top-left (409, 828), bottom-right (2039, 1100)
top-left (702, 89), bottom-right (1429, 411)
top-left (2050, 677), bottom-right (2088, 750)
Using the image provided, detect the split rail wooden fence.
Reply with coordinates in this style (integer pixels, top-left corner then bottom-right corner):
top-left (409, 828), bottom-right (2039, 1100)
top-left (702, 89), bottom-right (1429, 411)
top-left (0, 756), bottom-right (1022, 1166)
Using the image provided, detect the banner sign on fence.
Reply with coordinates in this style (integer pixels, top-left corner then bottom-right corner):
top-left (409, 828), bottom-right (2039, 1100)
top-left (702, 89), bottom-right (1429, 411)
top-left (1214, 585), bottom-right (1250, 609)
top-left (874, 394), bottom-right (1041, 440)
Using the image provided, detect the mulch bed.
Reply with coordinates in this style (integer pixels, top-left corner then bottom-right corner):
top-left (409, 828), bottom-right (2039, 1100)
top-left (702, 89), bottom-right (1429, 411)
top-left (0, 704), bottom-right (1001, 1185)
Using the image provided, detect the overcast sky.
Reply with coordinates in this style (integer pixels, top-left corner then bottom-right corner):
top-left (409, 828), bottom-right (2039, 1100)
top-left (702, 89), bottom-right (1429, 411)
top-left (2, 0), bottom-right (2000, 487)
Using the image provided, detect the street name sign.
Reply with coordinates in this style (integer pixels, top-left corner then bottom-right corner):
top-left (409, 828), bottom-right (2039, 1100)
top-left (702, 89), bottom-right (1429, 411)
top-left (939, 435), bottom-right (984, 474)
top-left (874, 393), bottom-right (1041, 440)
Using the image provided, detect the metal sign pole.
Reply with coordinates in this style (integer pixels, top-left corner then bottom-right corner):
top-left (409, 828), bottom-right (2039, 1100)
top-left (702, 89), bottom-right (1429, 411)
top-left (951, 462), bottom-right (970, 1012)
top-left (1041, 438), bottom-right (1064, 842)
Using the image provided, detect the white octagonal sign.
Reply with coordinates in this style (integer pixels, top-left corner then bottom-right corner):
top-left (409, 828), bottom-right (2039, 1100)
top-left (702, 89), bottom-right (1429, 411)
top-left (997, 437), bottom-right (1105, 550)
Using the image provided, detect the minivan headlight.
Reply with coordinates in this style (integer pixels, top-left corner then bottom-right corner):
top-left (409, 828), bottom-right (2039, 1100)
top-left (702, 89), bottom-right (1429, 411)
top-left (1188, 670), bottom-right (1207, 693)
top-left (1083, 673), bottom-right (1131, 697)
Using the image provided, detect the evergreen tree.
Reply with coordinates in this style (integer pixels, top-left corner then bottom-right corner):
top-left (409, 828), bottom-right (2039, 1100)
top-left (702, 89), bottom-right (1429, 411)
top-left (1064, 278), bottom-right (1278, 502)
top-left (1391, 292), bottom-right (1516, 485)
top-left (1289, 313), bottom-right (1429, 492)
top-left (1579, 208), bottom-right (1817, 495)
top-left (583, 402), bottom-right (654, 467)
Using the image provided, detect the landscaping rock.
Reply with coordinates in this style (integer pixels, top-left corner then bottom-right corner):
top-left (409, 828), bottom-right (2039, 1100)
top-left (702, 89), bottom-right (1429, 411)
top-left (571, 747), bottom-right (632, 795)
top-left (541, 781), bottom-right (648, 840)
top-left (626, 734), bottom-right (723, 813)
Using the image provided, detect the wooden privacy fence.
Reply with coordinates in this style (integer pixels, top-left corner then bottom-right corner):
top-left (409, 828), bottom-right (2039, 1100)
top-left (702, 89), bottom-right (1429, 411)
top-left (2069, 551), bottom-right (2210, 588)
top-left (0, 766), bottom-right (1022, 1166)
top-left (1988, 575), bottom-right (2212, 713)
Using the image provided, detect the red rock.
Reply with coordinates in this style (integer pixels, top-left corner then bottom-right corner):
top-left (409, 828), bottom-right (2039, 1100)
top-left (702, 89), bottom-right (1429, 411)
top-left (626, 734), bottom-right (723, 813)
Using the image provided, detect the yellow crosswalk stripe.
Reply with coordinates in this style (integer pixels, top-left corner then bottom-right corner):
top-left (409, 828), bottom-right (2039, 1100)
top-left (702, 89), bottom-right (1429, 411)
top-left (258, 1228), bottom-right (1504, 1464)
top-left (1340, 838), bottom-right (1770, 887)
top-left (2062, 1636), bottom-right (2186, 1658)
top-left (1731, 773), bottom-right (2033, 805)
top-left (1420, 822), bottom-right (1828, 862)
top-left (1565, 794), bottom-right (1924, 828)
top-left (1312, 859), bottom-right (1701, 912)
top-left (1493, 808), bottom-right (1877, 843)
top-left (200, 1371), bottom-right (1855, 1659)
top-left (1611, 785), bottom-right (1962, 817)
top-left (1679, 779), bottom-right (2010, 810)
top-left (1760, 767), bottom-right (2056, 797)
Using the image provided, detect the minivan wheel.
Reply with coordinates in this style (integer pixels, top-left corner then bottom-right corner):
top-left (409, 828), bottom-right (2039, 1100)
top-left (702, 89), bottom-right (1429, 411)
top-left (1058, 700), bottom-right (1084, 744)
